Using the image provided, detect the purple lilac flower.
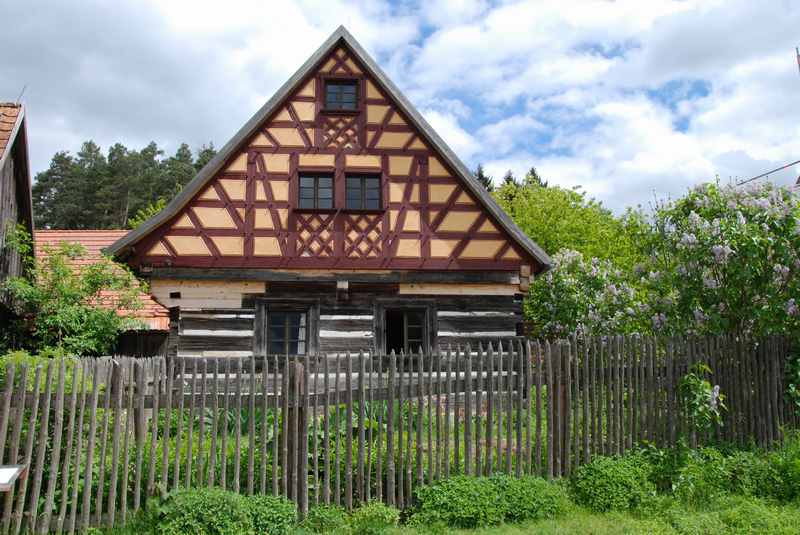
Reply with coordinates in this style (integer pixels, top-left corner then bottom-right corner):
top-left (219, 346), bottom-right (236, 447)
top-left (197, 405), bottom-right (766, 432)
top-left (787, 299), bottom-right (798, 317)
top-left (711, 244), bottom-right (733, 263)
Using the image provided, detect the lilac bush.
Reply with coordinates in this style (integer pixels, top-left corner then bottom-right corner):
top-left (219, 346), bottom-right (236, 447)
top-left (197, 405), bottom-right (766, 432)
top-left (526, 181), bottom-right (799, 338)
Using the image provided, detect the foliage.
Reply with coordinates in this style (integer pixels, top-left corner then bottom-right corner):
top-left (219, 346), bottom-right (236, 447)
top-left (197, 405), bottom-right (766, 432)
top-left (246, 494), bottom-right (296, 535)
top-left (636, 181), bottom-right (800, 336)
top-left (0, 349), bottom-right (97, 392)
top-left (302, 504), bottom-right (349, 534)
top-left (1, 226), bottom-right (143, 355)
top-left (526, 250), bottom-right (645, 337)
top-left (32, 140), bottom-right (215, 230)
top-left (144, 487), bottom-right (254, 535)
top-left (473, 164), bottom-right (494, 192)
top-left (666, 496), bottom-right (800, 535)
top-left (412, 476), bottom-right (505, 528)
top-left (569, 455), bottom-right (655, 512)
top-left (671, 447), bottom-right (729, 507)
top-left (348, 502), bottom-right (399, 535)
top-left (488, 474), bottom-right (570, 523)
top-left (495, 177), bottom-right (644, 271)
top-left (128, 194), bottom-right (169, 229)
top-left (786, 350), bottom-right (800, 416)
top-left (678, 363), bottom-right (726, 433)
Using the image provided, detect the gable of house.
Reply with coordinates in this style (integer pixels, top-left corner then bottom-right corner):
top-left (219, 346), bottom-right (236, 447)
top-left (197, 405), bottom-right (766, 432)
top-left (107, 27), bottom-right (549, 276)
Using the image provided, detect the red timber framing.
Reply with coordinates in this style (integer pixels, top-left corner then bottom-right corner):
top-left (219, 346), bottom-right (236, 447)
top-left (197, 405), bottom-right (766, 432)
top-left (110, 27), bottom-right (550, 275)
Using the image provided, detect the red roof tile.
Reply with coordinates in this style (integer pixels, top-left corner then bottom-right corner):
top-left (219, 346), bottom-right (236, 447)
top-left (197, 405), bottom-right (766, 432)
top-left (0, 102), bottom-right (22, 161)
top-left (34, 230), bottom-right (169, 329)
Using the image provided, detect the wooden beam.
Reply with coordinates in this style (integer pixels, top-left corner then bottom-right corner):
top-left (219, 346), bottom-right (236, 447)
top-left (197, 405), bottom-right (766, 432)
top-left (150, 267), bottom-right (520, 284)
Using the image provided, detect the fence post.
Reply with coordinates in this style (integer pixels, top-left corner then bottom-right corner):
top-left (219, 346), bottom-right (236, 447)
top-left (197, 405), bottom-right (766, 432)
top-left (286, 360), bottom-right (308, 517)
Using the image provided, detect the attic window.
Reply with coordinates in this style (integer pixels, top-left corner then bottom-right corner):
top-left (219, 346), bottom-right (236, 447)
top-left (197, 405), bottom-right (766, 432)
top-left (324, 80), bottom-right (358, 111)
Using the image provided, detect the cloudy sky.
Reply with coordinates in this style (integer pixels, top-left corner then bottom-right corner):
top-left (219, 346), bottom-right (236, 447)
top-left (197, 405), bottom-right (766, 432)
top-left (2, 0), bottom-right (799, 211)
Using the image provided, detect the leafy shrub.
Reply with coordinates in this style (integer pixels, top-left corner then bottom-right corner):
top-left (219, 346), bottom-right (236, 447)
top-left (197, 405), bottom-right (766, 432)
top-left (724, 450), bottom-right (779, 497)
top-left (348, 502), bottom-right (399, 535)
top-left (246, 494), bottom-right (296, 535)
top-left (146, 487), bottom-right (253, 535)
top-left (302, 504), bottom-right (348, 534)
top-left (667, 496), bottom-right (800, 535)
top-left (412, 476), bottom-right (504, 528)
top-left (569, 455), bottom-right (655, 512)
top-left (672, 447), bottom-right (728, 507)
top-left (489, 474), bottom-right (570, 523)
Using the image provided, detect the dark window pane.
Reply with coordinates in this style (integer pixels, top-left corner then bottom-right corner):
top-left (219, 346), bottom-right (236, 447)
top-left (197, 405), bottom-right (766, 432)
top-left (325, 81), bottom-right (358, 110)
top-left (299, 188), bottom-right (314, 198)
top-left (346, 189), bottom-right (361, 200)
top-left (365, 199), bottom-right (380, 209)
top-left (346, 198), bottom-right (360, 209)
top-left (318, 177), bottom-right (332, 188)
top-left (365, 189), bottom-right (380, 199)
top-left (347, 178), bottom-right (361, 189)
top-left (300, 176), bottom-right (315, 188)
top-left (365, 178), bottom-right (380, 189)
top-left (298, 197), bottom-right (314, 209)
top-left (318, 188), bottom-right (332, 199)
top-left (318, 198), bottom-right (332, 209)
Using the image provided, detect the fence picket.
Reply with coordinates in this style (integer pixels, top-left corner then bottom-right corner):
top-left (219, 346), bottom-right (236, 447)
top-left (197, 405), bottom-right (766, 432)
top-left (41, 360), bottom-right (65, 533)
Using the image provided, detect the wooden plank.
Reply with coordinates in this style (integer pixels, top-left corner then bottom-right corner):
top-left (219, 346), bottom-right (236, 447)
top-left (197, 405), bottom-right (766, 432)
top-left (105, 362), bottom-right (122, 528)
top-left (357, 351), bottom-right (366, 502)
top-left (376, 352), bottom-right (384, 501)
top-left (345, 353), bottom-right (354, 509)
top-left (426, 348), bottom-right (434, 484)
top-left (272, 354), bottom-right (280, 496)
top-left (0, 363), bottom-right (17, 467)
top-left (198, 359), bottom-right (208, 490)
top-left (209, 359), bottom-right (220, 488)
top-left (323, 354), bottom-right (331, 503)
top-left (301, 359), bottom-right (310, 516)
top-left (234, 358), bottom-right (244, 494)
top-left (475, 344), bottom-right (484, 476)
top-left (552, 342), bottom-right (561, 478)
top-left (416, 350), bottom-right (425, 487)
top-left (515, 340), bottom-right (524, 477)
top-left (366, 352), bottom-right (373, 501)
top-left (486, 343), bottom-right (494, 475)
top-left (247, 357), bottom-right (256, 495)
top-left (173, 359), bottom-right (186, 492)
top-left (3, 363), bottom-right (28, 534)
top-left (159, 359), bottom-right (173, 495)
top-left (443, 348), bottom-right (451, 480)
top-left (119, 360), bottom-right (135, 527)
top-left (525, 340), bottom-right (533, 474)
top-left (464, 347), bottom-right (472, 476)
top-left (133, 361), bottom-right (146, 513)
top-left (40, 360), bottom-right (66, 534)
top-left (535, 341), bottom-right (543, 477)
top-left (386, 351), bottom-right (396, 507)
top-left (25, 361), bottom-right (54, 535)
top-left (545, 342), bottom-right (554, 480)
top-left (453, 349), bottom-right (461, 475)
top-left (582, 338), bottom-right (590, 464)
top-left (404, 350), bottom-right (413, 505)
top-left (313, 355), bottom-right (320, 505)
top-left (68, 362), bottom-right (88, 535)
top-left (185, 359), bottom-right (197, 489)
top-left (333, 353), bottom-right (340, 505)
top-left (564, 339), bottom-right (573, 477)
top-left (435, 348), bottom-right (443, 481)
top-left (13, 365), bottom-right (43, 535)
top-left (80, 360), bottom-right (103, 530)
top-left (220, 358), bottom-right (231, 490)
top-left (147, 360), bottom-right (162, 498)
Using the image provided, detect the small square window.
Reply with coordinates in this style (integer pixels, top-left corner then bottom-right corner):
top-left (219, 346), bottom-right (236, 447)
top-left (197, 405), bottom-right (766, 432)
top-left (345, 175), bottom-right (381, 210)
top-left (298, 174), bottom-right (334, 210)
top-left (325, 80), bottom-right (358, 111)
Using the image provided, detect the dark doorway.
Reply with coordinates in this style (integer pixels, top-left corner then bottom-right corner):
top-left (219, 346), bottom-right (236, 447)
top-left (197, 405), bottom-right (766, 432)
top-left (384, 309), bottom-right (426, 354)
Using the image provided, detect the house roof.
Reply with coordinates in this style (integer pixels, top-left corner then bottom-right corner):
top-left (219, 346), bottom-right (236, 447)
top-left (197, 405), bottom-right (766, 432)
top-left (0, 103), bottom-right (23, 162)
top-left (105, 26), bottom-right (551, 271)
top-left (35, 230), bottom-right (170, 329)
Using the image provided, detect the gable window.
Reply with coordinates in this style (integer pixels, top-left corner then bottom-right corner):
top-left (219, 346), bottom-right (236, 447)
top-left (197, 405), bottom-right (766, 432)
top-left (324, 80), bottom-right (358, 111)
top-left (299, 174), bottom-right (333, 209)
top-left (267, 310), bottom-right (308, 355)
top-left (346, 175), bottom-right (381, 210)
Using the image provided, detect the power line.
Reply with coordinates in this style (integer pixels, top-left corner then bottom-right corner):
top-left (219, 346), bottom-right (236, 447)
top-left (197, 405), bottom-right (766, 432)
top-left (736, 159), bottom-right (800, 186)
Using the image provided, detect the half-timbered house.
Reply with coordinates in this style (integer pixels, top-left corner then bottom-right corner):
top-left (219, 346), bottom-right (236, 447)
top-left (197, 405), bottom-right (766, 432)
top-left (106, 26), bottom-right (551, 360)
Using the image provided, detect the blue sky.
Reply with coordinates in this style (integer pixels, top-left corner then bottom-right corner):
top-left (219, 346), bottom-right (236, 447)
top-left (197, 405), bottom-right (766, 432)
top-left (2, 0), bottom-right (798, 212)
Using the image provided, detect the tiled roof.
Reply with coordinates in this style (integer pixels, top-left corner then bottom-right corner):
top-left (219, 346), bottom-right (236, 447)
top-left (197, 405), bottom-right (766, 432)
top-left (0, 102), bottom-right (22, 161)
top-left (34, 230), bottom-right (170, 329)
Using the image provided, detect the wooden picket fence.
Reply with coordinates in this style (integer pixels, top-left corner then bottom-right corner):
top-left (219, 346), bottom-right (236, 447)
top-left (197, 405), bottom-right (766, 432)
top-left (0, 334), bottom-right (794, 532)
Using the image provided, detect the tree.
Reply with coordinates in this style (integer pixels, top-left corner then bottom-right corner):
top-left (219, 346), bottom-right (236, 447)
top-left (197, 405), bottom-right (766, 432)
top-left (524, 167), bottom-right (547, 187)
top-left (1, 226), bottom-right (144, 355)
top-left (474, 164), bottom-right (494, 192)
top-left (495, 179), bottom-right (644, 270)
top-left (32, 141), bottom-right (217, 230)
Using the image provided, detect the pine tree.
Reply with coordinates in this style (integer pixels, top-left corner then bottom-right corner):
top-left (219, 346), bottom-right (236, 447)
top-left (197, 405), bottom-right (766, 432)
top-left (474, 164), bottom-right (494, 191)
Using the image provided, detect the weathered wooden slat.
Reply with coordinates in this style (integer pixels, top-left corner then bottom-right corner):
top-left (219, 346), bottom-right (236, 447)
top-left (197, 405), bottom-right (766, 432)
top-left (333, 353), bottom-right (340, 505)
top-left (486, 343), bottom-right (494, 475)
top-left (133, 361), bottom-right (146, 513)
top-left (564, 339), bottom-right (572, 477)
top-left (581, 338), bottom-right (590, 464)
top-left (247, 357), bottom-right (256, 495)
top-left (272, 354), bottom-right (280, 497)
top-left (220, 358), bottom-right (231, 491)
top-left (453, 349), bottom-right (461, 475)
top-left (323, 354), bottom-right (331, 504)
top-left (426, 348), bottom-right (434, 484)
top-left (357, 351), bottom-right (366, 502)
top-left (146, 359), bottom-right (161, 498)
top-left (40, 360), bottom-right (65, 534)
top-left (209, 359), bottom-right (220, 488)
top-left (13, 365), bottom-right (43, 535)
top-left (313, 356), bottom-right (320, 505)
top-left (545, 341), bottom-right (554, 480)
top-left (416, 350), bottom-right (425, 488)
top-left (25, 361), bottom-right (54, 535)
top-left (376, 352), bottom-right (384, 501)
top-left (68, 362), bottom-right (89, 535)
top-left (80, 360), bottom-right (103, 530)
top-left (443, 348), bottom-right (451, 481)
top-left (475, 344), bottom-right (483, 476)
top-left (185, 360), bottom-right (197, 489)
top-left (234, 358), bottom-right (243, 494)
top-left (106, 361), bottom-right (122, 528)
top-left (198, 359), bottom-right (208, 490)
top-left (2, 363), bottom-right (27, 533)
top-left (345, 353), bottom-right (354, 510)
top-left (535, 341), bottom-right (543, 477)
top-left (386, 351), bottom-right (395, 507)
top-left (0, 363), bottom-right (17, 466)
top-left (524, 340), bottom-right (533, 474)
top-left (463, 347), bottom-right (472, 476)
